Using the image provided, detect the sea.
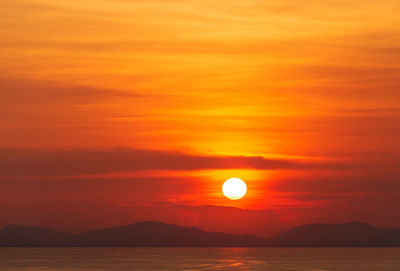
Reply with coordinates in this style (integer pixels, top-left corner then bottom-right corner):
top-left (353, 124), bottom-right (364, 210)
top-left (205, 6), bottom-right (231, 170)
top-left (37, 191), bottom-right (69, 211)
top-left (0, 247), bottom-right (399, 270)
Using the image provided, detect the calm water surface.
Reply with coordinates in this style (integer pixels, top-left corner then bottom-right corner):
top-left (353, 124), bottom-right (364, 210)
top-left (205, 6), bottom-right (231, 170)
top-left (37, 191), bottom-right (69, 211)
top-left (0, 247), bottom-right (399, 270)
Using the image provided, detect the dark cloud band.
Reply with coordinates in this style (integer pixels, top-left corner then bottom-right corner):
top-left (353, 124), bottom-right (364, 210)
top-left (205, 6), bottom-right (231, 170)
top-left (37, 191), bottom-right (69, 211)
top-left (0, 148), bottom-right (346, 177)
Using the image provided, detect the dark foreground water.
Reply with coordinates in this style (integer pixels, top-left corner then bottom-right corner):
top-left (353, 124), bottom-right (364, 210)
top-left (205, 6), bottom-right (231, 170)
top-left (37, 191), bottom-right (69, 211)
top-left (0, 247), bottom-right (400, 270)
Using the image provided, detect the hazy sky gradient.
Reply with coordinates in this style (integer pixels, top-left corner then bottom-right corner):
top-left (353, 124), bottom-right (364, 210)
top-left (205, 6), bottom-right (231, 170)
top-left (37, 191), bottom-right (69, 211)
top-left (1, 0), bottom-right (400, 236)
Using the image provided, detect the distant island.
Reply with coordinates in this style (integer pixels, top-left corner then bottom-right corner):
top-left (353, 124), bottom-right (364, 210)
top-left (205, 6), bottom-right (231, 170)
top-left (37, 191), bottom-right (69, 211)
top-left (1, 221), bottom-right (400, 247)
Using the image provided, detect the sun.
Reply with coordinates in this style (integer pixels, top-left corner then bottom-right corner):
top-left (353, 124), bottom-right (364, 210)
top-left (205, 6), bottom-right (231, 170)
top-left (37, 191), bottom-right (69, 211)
top-left (222, 178), bottom-right (247, 200)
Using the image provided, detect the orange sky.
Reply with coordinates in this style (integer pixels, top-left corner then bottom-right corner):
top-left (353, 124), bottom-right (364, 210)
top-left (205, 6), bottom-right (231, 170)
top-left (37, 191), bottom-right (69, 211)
top-left (1, 0), bottom-right (400, 236)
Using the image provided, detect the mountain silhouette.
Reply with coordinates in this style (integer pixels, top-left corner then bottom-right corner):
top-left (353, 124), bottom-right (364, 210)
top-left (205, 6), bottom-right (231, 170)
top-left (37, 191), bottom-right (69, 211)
top-left (266, 221), bottom-right (400, 246)
top-left (1, 221), bottom-right (400, 247)
top-left (75, 221), bottom-right (263, 246)
top-left (0, 221), bottom-right (263, 247)
top-left (0, 225), bottom-right (72, 246)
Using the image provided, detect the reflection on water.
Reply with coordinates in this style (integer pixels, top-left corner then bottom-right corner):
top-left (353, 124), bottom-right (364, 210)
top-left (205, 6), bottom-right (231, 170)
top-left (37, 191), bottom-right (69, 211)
top-left (0, 247), bottom-right (400, 270)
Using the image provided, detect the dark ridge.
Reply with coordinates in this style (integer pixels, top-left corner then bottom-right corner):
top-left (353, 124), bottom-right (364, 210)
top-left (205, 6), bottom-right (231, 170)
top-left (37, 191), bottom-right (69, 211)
top-left (1, 221), bottom-right (400, 247)
top-left (0, 224), bottom-right (72, 246)
top-left (75, 221), bottom-right (263, 247)
top-left (266, 221), bottom-right (400, 246)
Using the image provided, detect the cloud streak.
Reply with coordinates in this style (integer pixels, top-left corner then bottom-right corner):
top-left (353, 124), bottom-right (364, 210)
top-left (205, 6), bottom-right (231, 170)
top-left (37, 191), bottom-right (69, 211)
top-left (0, 148), bottom-right (347, 177)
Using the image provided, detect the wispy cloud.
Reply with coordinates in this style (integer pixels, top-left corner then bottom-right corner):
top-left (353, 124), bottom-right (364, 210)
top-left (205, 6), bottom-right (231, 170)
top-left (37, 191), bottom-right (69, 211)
top-left (0, 148), bottom-right (347, 177)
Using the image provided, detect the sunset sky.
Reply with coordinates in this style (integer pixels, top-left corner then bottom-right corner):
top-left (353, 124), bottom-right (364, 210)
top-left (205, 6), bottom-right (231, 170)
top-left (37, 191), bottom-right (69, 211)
top-left (1, 0), bottom-right (400, 237)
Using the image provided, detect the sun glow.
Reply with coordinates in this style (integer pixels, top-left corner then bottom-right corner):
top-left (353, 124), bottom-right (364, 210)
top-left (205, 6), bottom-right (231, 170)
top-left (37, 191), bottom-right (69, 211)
top-left (222, 178), bottom-right (247, 200)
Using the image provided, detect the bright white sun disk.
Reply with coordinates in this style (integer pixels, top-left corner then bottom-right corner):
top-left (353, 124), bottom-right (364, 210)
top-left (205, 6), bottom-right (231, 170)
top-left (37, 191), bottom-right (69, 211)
top-left (222, 178), bottom-right (247, 200)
